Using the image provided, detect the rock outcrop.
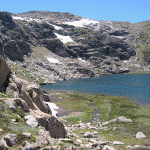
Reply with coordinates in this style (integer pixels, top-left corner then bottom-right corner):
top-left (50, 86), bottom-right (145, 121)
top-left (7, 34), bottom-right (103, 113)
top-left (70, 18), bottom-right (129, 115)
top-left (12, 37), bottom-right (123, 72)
top-left (0, 57), bottom-right (11, 92)
top-left (34, 110), bottom-right (67, 138)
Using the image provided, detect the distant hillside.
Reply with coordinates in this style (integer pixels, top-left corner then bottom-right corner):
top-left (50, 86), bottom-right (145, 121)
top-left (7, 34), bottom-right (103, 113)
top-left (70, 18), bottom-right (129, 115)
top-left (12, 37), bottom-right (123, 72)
top-left (0, 11), bottom-right (149, 84)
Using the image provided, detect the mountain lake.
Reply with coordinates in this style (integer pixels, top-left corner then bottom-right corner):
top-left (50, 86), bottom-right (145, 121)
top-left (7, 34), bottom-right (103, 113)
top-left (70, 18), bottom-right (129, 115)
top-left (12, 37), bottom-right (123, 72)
top-left (40, 74), bottom-right (150, 106)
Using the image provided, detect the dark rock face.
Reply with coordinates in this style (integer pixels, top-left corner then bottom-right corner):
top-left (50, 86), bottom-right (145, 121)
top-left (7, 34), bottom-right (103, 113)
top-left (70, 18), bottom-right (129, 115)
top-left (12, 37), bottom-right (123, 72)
top-left (77, 68), bottom-right (95, 77)
top-left (0, 12), bottom-right (32, 61)
top-left (0, 12), bottom-right (16, 30)
top-left (42, 38), bottom-right (70, 57)
top-left (109, 30), bottom-right (129, 36)
top-left (4, 40), bottom-right (31, 61)
top-left (0, 57), bottom-right (11, 92)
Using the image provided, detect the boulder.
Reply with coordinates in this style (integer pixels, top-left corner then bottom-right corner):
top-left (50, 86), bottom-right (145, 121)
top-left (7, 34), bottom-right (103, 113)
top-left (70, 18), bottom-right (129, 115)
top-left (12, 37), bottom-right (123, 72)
top-left (5, 98), bottom-right (29, 112)
top-left (0, 139), bottom-right (8, 150)
top-left (35, 136), bottom-right (49, 148)
top-left (34, 110), bottom-right (67, 138)
top-left (103, 145), bottom-right (116, 150)
top-left (84, 132), bottom-right (92, 138)
top-left (38, 129), bottom-right (54, 145)
top-left (3, 134), bottom-right (18, 147)
top-left (24, 115), bottom-right (38, 128)
top-left (119, 67), bottom-right (130, 73)
top-left (113, 141), bottom-right (124, 145)
top-left (136, 131), bottom-right (146, 139)
top-left (4, 99), bottom-right (17, 111)
top-left (22, 133), bottom-right (32, 138)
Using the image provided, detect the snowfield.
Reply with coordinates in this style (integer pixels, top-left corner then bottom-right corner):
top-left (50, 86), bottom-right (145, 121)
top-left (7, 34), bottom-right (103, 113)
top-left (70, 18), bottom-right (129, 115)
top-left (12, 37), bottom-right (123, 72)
top-left (47, 57), bottom-right (59, 63)
top-left (54, 33), bottom-right (73, 43)
top-left (13, 16), bottom-right (41, 22)
top-left (47, 23), bottom-right (63, 30)
top-left (12, 16), bottom-right (25, 20)
top-left (78, 58), bottom-right (86, 62)
top-left (44, 102), bottom-right (60, 116)
top-left (65, 18), bottom-right (99, 27)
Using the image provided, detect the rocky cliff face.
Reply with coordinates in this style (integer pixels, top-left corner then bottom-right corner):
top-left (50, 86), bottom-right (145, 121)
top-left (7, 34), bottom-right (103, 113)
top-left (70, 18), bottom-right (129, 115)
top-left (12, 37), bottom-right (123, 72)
top-left (0, 57), bottom-right (11, 91)
top-left (0, 11), bottom-right (150, 83)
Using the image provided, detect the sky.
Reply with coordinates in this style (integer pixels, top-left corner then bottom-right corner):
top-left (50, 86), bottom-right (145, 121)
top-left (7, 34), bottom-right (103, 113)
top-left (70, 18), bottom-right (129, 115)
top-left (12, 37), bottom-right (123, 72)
top-left (0, 0), bottom-right (150, 23)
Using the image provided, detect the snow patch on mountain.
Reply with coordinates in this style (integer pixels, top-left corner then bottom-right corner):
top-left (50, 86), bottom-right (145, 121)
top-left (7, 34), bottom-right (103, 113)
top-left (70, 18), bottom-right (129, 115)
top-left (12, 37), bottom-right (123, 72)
top-left (13, 16), bottom-right (41, 22)
top-left (54, 33), bottom-right (73, 43)
top-left (64, 18), bottom-right (99, 27)
top-left (12, 16), bottom-right (25, 20)
top-left (47, 23), bottom-right (63, 30)
top-left (44, 102), bottom-right (60, 116)
top-left (78, 58), bottom-right (86, 62)
top-left (47, 57), bottom-right (59, 63)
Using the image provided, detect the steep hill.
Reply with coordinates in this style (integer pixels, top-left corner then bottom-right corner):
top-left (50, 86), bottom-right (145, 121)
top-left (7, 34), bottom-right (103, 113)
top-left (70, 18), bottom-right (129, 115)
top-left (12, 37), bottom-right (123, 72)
top-left (0, 11), bottom-right (150, 84)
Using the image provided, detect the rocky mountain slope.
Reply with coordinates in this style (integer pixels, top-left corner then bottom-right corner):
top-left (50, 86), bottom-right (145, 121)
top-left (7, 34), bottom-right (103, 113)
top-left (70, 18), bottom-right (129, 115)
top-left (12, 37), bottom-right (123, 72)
top-left (0, 11), bottom-right (150, 84)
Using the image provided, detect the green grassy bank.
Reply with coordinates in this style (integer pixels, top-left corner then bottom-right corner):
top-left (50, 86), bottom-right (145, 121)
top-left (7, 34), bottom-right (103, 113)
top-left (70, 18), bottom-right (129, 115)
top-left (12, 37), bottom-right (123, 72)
top-left (54, 93), bottom-right (150, 149)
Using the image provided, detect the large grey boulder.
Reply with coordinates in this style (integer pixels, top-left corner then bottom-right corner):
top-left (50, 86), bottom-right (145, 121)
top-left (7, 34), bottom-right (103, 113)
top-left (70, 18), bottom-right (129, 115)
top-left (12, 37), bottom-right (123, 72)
top-left (35, 112), bottom-right (67, 138)
top-left (3, 134), bottom-right (18, 147)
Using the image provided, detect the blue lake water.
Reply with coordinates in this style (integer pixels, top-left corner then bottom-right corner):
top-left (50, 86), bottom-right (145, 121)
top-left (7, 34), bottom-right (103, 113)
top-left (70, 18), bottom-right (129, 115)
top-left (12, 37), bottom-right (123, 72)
top-left (40, 74), bottom-right (150, 106)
